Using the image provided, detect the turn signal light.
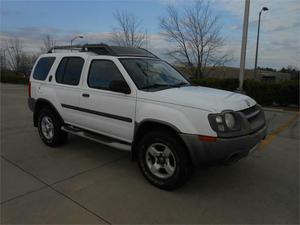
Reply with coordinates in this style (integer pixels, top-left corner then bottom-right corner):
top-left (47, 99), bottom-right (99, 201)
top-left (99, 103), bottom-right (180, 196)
top-left (198, 135), bottom-right (217, 142)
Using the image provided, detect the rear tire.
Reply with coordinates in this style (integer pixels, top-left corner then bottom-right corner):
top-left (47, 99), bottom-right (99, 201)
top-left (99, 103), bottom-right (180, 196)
top-left (37, 108), bottom-right (68, 147)
top-left (137, 130), bottom-right (193, 190)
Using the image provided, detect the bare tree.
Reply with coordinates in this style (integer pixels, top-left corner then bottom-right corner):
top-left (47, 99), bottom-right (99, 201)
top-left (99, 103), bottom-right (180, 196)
top-left (18, 53), bottom-right (38, 77)
top-left (160, 0), bottom-right (230, 78)
top-left (111, 10), bottom-right (147, 48)
top-left (40, 34), bottom-right (56, 53)
top-left (5, 37), bottom-right (37, 76)
top-left (5, 37), bottom-right (24, 74)
top-left (0, 48), bottom-right (7, 71)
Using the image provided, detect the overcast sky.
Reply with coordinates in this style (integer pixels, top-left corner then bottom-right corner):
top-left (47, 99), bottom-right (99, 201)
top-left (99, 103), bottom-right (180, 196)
top-left (0, 0), bottom-right (299, 69)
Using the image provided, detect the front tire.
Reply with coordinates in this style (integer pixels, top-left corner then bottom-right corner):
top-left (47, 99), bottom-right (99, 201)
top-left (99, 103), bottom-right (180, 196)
top-left (37, 108), bottom-right (68, 147)
top-left (137, 130), bottom-right (193, 190)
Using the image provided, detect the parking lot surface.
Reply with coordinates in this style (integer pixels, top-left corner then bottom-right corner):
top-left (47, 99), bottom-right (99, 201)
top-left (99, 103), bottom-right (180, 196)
top-left (1, 84), bottom-right (299, 224)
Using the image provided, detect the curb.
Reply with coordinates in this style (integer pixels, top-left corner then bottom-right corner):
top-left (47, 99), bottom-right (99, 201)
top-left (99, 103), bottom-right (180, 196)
top-left (263, 107), bottom-right (285, 113)
top-left (263, 107), bottom-right (299, 113)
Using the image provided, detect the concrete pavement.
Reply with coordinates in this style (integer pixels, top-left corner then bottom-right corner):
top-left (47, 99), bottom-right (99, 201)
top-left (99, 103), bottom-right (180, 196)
top-left (1, 84), bottom-right (299, 224)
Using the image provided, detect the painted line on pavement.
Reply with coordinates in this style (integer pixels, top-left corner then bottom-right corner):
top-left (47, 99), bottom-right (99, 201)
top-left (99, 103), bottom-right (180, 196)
top-left (259, 112), bottom-right (299, 149)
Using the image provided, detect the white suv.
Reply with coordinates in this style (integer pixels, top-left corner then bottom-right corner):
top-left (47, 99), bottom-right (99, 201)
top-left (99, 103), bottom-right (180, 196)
top-left (28, 44), bottom-right (267, 190)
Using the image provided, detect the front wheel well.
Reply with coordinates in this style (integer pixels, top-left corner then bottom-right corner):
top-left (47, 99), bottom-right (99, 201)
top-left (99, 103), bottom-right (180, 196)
top-left (33, 99), bottom-right (63, 127)
top-left (132, 121), bottom-right (189, 161)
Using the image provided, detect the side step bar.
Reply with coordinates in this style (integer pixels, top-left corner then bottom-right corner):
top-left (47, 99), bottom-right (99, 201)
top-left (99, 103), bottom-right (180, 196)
top-left (61, 125), bottom-right (131, 151)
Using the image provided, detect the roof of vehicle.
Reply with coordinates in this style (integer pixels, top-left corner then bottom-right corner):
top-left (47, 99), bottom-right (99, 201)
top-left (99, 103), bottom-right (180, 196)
top-left (47, 44), bottom-right (159, 59)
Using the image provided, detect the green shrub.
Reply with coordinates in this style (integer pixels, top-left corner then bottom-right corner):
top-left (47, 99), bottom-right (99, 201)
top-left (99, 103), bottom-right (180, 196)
top-left (191, 78), bottom-right (299, 106)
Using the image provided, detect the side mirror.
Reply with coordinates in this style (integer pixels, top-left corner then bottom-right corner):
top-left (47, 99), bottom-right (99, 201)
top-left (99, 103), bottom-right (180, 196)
top-left (109, 80), bottom-right (131, 94)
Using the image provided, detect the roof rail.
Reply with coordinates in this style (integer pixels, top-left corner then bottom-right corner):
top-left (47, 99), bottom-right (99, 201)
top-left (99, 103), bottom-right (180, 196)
top-left (47, 43), bottom-right (159, 59)
top-left (48, 44), bottom-right (118, 55)
top-left (48, 45), bottom-right (82, 53)
top-left (81, 43), bottom-right (117, 55)
top-left (138, 48), bottom-right (159, 59)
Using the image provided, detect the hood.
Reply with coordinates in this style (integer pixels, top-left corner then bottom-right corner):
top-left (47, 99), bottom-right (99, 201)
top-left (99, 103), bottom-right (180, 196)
top-left (137, 86), bottom-right (256, 112)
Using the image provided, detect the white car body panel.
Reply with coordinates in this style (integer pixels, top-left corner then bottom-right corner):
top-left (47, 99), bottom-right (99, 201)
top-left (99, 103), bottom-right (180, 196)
top-left (137, 86), bottom-right (256, 113)
top-left (78, 57), bottom-right (137, 142)
top-left (136, 94), bottom-right (216, 136)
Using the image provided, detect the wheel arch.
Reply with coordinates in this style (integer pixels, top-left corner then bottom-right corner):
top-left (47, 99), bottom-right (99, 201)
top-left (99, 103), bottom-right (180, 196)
top-left (132, 119), bottom-right (189, 161)
top-left (33, 98), bottom-right (64, 127)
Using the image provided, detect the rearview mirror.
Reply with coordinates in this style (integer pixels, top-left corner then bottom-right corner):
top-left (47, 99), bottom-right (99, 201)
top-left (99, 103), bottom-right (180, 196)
top-left (109, 80), bottom-right (131, 94)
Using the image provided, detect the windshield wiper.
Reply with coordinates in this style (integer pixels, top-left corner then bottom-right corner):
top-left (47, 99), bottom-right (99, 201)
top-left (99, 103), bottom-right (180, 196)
top-left (141, 82), bottom-right (190, 90)
top-left (140, 83), bottom-right (171, 90)
top-left (169, 82), bottom-right (190, 88)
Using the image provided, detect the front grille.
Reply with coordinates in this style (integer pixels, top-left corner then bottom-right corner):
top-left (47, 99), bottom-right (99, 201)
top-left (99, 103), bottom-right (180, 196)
top-left (240, 105), bottom-right (261, 119)
top-left (239, 105), bottom-right (265, 133)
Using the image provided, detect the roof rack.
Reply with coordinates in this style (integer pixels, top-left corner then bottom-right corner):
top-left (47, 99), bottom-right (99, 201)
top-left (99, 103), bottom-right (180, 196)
top-left (48, 45), bottom-right (82, 53)
top-left (81, 43), bottom-right (117, 56)
top-left (48, 44), bottom-right (159, 58)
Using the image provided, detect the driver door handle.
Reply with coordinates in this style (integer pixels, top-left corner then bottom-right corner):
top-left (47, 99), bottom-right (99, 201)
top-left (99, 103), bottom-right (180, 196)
top-left (82, 93), bottom-right (90, 98)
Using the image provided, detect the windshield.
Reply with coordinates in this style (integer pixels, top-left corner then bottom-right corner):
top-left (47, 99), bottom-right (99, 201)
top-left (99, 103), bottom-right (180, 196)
top-left (119, 58), bottom-right (190, 91)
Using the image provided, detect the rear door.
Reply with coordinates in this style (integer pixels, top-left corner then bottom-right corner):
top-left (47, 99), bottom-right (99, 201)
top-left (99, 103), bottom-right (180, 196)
top-left (52, 56), bottom-right (86, 124)
top-left (78, 57), bottom-right (136, 143)
top-left (30, 56), bottom-right (56, 100)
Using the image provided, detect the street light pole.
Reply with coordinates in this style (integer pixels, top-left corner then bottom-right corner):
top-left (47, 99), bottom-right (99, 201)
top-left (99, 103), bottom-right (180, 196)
top-left (238, 0), bottom-right (250, 92)
top-left (70, 35), bottom-right (84, 51)
top-left (254, 7), bottom-right (268, 80)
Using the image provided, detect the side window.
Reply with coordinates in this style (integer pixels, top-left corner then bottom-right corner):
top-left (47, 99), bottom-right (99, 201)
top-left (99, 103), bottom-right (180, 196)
top-left (88, 60), bottom-right (127, 90)
top-left (55, 58), bottom-right (67, 83)
top-left (33, 57), bottom-right (55, 80)
top-left (55, 57), bottom-right (84, 85)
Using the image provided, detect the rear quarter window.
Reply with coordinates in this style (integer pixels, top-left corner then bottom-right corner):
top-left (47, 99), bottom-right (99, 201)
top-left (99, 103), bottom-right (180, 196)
top-left (33, 57), bottom-right (56, 80)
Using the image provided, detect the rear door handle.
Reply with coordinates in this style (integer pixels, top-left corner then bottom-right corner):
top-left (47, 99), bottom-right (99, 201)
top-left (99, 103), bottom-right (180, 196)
top-left (82, 93), bottom-right (90, 98)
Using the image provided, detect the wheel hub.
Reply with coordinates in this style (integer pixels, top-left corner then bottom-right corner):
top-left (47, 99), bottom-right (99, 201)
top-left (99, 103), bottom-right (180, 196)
top-left (41, 116), bottom-right (54, 140)
top-left (145, 143), bottom-right (176, 179)
top-left (158, 155), bottom-right (166, 165)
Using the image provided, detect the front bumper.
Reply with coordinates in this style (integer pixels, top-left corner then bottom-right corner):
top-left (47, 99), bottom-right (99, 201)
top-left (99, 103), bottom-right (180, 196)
top-left (180, 125), bottom-right (267, 166)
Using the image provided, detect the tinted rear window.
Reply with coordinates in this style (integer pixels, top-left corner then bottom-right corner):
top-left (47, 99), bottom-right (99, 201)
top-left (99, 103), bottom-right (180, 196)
top-left (33, 57), bottom-right (55, 80)
top-left (55, 57), bottom-right (84, 85)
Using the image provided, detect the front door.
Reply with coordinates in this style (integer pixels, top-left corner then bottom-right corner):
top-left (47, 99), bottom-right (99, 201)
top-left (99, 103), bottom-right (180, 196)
top-left (78, 58), bottom-right (136, 143)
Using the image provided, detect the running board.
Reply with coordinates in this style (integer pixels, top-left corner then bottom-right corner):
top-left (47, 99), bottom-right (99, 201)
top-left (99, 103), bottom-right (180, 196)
top-left (61, 125), bottom-right (131, 151)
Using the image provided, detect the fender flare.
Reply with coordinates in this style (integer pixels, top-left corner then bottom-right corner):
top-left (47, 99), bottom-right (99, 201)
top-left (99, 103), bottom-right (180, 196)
top-left (132, 118), bottom-right (184, 160)
top-left (33, 98), bottom-right (64, 127)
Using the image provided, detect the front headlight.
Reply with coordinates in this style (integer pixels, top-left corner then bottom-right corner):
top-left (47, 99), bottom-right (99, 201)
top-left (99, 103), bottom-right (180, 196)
top-left (224, 113), bottom-right (235, 129)
top-left (208, 111), bottom-right (241, 133)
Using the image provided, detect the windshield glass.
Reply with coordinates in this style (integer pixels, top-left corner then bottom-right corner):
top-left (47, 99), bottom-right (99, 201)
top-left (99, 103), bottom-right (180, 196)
top-left (119, 58), bottom-right (190, 91)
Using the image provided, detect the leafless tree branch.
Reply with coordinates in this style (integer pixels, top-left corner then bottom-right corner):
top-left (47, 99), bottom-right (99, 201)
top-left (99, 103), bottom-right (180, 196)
top-left (160, 0), bottom-right (231, 78)
top-left (40, 34), bottom-right (56, 53)
top-left (5, 37), bottom-right (38, 76)
top-left (111, 10), bottom-right (148, 48)
top-left (5, 37), bottom-right (23, 73)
